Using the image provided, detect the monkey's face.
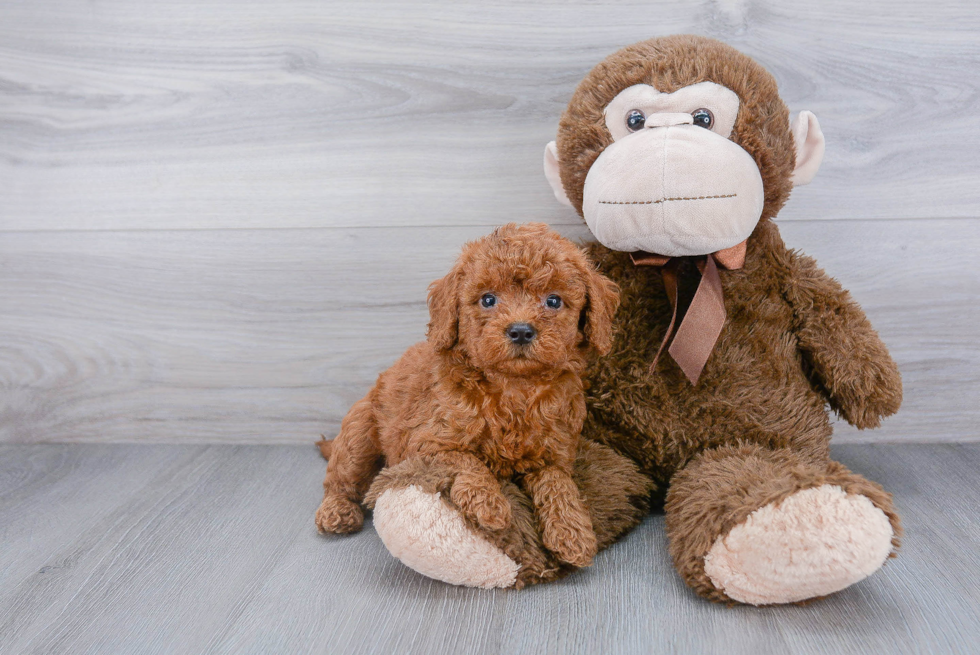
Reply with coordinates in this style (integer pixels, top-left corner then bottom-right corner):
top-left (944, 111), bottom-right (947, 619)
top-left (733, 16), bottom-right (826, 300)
top-left (544, 36), bottom-right (825, 259)
top-left (582, 82), bottom-right (764, 257)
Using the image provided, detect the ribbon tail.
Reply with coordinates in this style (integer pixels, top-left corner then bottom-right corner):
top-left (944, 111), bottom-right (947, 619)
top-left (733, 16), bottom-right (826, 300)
top-left (668, 254), bottom-right (726, 385)
top-left (648, 261), bottom-right (679, 374)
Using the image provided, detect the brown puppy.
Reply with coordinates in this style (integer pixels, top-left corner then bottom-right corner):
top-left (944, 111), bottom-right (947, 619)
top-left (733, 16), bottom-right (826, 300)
top-left (315, 222), bottom-right (620, 568)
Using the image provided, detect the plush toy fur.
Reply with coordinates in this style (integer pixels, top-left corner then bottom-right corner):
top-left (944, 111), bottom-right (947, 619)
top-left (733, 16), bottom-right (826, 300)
top-left (570, 36), bottom-right (902, 604)
top-left (354, 35), bottom-right (904, 605)
top-left (316, 223), bottom-right (634, 570)
top-left (582, 220), bottom-right (902, 603)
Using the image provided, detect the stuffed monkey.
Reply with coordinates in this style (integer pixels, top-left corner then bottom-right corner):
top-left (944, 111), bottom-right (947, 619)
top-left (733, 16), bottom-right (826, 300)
top-left (363, 35), bottom-right (902, 605)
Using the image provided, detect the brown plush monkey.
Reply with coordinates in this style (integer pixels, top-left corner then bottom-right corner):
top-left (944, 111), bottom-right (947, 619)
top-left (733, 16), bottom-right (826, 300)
top-left (364, 35), bottom-right (902, 604)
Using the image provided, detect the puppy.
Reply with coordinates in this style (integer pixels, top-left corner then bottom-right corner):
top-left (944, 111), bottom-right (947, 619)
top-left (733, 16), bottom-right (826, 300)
top-left (314, 222), bottom-right (620, 567)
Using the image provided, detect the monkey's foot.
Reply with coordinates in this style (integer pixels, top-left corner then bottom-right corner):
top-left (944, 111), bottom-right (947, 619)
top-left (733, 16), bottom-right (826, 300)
top-left (373, 485), bottom-right (520, 589)
top-left (703, 484), bottom-right (895, 605)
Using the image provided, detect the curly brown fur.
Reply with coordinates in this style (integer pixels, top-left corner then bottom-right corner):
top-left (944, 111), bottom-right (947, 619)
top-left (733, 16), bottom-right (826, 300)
top-left (553, 35), bottom-right (903, 602)
top-left (316, 223), bottom-right (621, 568)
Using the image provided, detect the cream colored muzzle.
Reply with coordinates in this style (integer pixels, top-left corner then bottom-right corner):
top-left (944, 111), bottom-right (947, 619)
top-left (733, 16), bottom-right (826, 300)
top-left (581, 122), bottom-right (765, 257)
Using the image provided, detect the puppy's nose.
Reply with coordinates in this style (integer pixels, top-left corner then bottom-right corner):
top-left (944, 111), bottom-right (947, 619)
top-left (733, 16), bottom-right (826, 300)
top-left (506, 322), bottom-right (537, 345)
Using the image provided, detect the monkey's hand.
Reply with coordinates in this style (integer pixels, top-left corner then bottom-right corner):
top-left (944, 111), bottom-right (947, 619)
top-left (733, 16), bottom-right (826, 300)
top-left (783, 252), bottom-right (902, 429)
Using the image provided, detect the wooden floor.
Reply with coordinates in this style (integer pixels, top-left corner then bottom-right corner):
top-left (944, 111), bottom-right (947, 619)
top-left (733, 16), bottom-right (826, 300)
top-left (2, 443), bottom-right (978, 655)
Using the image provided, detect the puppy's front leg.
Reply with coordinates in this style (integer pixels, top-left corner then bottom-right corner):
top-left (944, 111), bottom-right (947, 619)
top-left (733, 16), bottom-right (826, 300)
top-left (430, 451), bottom-right (512, 531)
top-left (523, 466), bottom-right (597, 568)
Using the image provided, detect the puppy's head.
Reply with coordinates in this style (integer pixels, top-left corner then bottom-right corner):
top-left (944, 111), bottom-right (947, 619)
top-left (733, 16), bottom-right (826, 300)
top-left (427, 223), bottom-right (620, 376)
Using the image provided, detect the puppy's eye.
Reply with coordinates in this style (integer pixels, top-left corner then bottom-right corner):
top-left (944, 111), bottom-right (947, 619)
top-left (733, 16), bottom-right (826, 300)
top-left (480, 293), bottom-right (497, 308)
top-left (545, 294), bottom-right (562, 310)
top-left (626, 109), bottom-right (646, 132)
top-left (692, 108), bottom-right (714, 129)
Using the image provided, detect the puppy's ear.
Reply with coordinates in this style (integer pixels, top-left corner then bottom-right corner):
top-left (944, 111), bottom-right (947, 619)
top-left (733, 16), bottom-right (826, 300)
top-left (579, 264), bottom-right (620, 356)
top-left (426, 263), bottom-right (464, 351)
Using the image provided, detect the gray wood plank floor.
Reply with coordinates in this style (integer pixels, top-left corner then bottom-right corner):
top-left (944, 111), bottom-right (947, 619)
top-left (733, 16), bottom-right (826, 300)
top-left (1, 443), bottom-right (978, 655)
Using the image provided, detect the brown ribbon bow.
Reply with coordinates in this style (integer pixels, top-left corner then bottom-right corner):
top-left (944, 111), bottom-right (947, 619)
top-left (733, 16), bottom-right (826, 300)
top-left (630, 240), bottom-right (746, 385)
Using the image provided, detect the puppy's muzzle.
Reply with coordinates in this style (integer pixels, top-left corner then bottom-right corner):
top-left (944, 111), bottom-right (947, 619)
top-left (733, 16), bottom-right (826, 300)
top-left (506, 322), bottom-right (537, 346)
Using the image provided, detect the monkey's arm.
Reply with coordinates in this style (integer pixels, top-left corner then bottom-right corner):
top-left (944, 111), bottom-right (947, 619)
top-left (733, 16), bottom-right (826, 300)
top-left (782, 252), bottom-right (902, 429)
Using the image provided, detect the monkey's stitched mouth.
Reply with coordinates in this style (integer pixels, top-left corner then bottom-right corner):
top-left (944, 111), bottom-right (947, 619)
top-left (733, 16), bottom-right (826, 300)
top-left (598, 193), bottom-right (736, 205)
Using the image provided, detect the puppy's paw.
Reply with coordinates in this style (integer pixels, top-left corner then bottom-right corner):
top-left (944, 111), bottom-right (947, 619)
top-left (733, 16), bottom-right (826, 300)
top-left (543, 517), bottom-right (598, 568)
top-left (315, 494), bottom-right (364, 534)
top-left (450, 474), bottom-right (512, 531)
top-left (473, 492), bottom-right (513, 531)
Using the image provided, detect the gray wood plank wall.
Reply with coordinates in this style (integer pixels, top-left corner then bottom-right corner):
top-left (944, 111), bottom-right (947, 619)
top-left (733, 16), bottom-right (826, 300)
top-left (2, 1), bottom-right (978, 444)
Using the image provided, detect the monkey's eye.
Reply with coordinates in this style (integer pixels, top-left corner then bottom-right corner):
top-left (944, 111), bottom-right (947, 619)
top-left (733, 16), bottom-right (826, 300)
top-left (545, 294), bottom-right (563, 309)
top-left (626, 109), bottom-right (646, 132)
top-left (692, 108), bottom-right (714, 129)
top-left (480, 293), bottom-right (497, 308)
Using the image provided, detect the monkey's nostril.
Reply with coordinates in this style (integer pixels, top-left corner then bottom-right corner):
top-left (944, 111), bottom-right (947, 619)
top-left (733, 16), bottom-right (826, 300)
top-left (506, 323), bottom-right (537, 345)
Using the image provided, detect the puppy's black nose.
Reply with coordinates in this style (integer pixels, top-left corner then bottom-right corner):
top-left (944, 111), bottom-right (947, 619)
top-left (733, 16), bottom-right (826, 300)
top-left (506, 322), bottom-right (537, 345)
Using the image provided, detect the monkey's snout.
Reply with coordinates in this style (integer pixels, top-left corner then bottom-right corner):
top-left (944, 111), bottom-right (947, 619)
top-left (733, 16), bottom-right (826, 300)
top-left (506, 323), bottom-right (537, 345)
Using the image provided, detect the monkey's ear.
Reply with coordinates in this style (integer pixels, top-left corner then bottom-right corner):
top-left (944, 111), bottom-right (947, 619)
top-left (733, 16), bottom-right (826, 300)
top-left (426, 264), bottom-right (462, 351)
top-left (580, 265), bottom-right (621, 356)
top-left (544, 141), bottom-right (573, 207)
top-left (791, 111), bottom-right (825, 186)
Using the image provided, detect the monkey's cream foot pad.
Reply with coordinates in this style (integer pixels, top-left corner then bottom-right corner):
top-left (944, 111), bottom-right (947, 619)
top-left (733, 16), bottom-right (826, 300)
top-left (703, 484), bottom-right (895, 605)
top-left (373, 485), bottom-right (519, 589)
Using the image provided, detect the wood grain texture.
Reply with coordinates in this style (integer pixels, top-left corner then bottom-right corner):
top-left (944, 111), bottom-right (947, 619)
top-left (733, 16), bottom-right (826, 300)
top-left (0, 443), bottom-right (977, 654)
top-left (1, 219), bottom-right (977, 445)
top-left (1, 0), bottom-right (978, 231)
